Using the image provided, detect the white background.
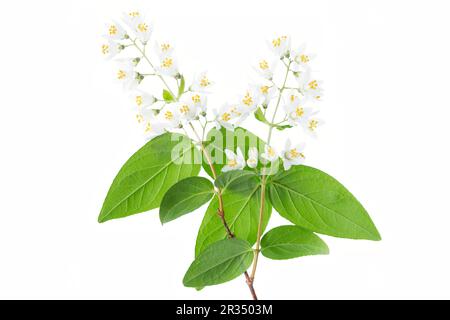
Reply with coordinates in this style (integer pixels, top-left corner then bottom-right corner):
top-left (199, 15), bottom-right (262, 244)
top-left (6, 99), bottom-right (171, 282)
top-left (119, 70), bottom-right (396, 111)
top-left (1, 0), bottom-right (449, 299)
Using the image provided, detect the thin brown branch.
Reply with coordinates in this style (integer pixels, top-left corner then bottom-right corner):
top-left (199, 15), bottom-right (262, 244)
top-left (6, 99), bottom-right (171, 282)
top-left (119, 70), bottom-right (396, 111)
top-left (200, 143), bottom-right (258, 300)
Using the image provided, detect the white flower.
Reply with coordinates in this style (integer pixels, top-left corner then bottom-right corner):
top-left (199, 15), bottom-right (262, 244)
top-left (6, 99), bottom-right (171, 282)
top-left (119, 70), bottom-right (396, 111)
top-left (122, 11), bottom-right (152, 44)
top-left (237, 88), bottom-right (261, 114)
top-left (104, 21), bottom-right (127, 40)
top-left (222, 148), bottom-right (245, 172)
top-left (143, 113), bottom-right (166, 141)
top-left (246, 147), bottom-right (259, 168)
top-left (115, 60), bottom-right (140, 90)
top-left (122, 11), bottom-right (142, 29)
top-left (282, 139), bottom-right (306, 170)
top-left (176, 95), bottom-right (201, 123)
top-left (301, 116), bottom-right (324, 138)
top-left (297, 70), bottom-right (324, 101)
top-left (261, 145), bottom-right (278, 162)
top-left (185, 92), bottom-right (207, 113)
top-left (268, 35), bottom-right (291, 57)
top-left (254, 84), bottom-right (277, 106)
top-left (283, 92), bottom-right (315, 126)
top-left (157, 103), bottom-right (181, 129)
top-left (290, 44), bottom-right (315, 72)
top-left (101, 40), bottom-right (122, 60)
top-left (191, 72), bottom-right (213, 93)
top-left (213, 103), bottom-right (245, 131)
top-left (156, 55), bottom-right (179, 77)
top-left (130, 90), bottom-right (156, 111)
top-left (254, 59), bottom-right (278, 80)
top-left (155, 41), bottom-right (174, 58)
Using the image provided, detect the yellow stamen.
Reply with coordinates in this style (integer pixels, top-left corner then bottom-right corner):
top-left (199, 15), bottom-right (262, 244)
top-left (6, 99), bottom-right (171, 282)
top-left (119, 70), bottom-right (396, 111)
top-left (260, 86), bottom-right (269, 94)
top-left (308, 119), bottom-right (319, 131)
top-left (162, 58), bottom-right (173, 68)
top-left (191, 94), bottom-right (201, 104)
top-left (228, 159), bottom-right (237, 167)
top-left (129, 11), bottom-right (140, 17)
top-left (290, 94), bottom-right (296, 102)
top-left (295, 107), bottom-right (304, 117)
top-left (180, 104), bottom-right (190, 114)
top-left (230, 107), bottom-right (241, 116)
top-left (221, 113), bottom-right (231, 122)
top-left (109, 25), bottom-right (118, 36)
top-left (259, 60), bottom-right (269, 70)
top-left (161, 43), bottom-right (171, 52)
top-left (289, 149), bottom-right (305, 159)
top-left (117, 70), bottom-right (127, 80)
top-left (200, 76), bottom-right (210, 87)
top-left (145, 122), bottom-right (152, 132)
top-left (300, 55), bottom-right (310, 63)
top-left (308, 80), bottom-right (318, 90)
top-left (165, 111), bottom-right (174, 120)
top-left (135, 96), bottom-right (143, 106)
top-left (136, 114), bottom-right (144, 123)
top-left (137, 23), bottom-right (148, 33)
top-left (267, 147), bottom-right (275, 157)
top-left (101, 44), bottom-right (109, 55)
top-left (242, 92), bottom-right (253, 106)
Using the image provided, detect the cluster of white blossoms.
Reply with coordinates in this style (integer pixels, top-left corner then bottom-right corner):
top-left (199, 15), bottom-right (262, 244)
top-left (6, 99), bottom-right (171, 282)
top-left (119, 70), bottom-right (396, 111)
top-left (220, 35), bottom-right (324, 171)
top-left (101, 11), bottom-right (213, 140)
top-left (101, 13), bottom-right (323, 172)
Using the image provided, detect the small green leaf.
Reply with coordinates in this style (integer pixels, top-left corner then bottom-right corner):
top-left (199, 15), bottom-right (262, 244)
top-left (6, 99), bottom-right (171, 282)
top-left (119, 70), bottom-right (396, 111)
top-left (268, 165), bottom-right (381, 240)
top-left (163, 89), bottom-right (174, 102)
top-left (261, 225), bottom-right (329, 260)
top-left (160, 177), bottom-right (214, 224)
top-left (254, 108), bottom-right (270, 125)
top-left (183, 239), bottom-right (253, 288)
top-left (255, 108), bottom-right (292, 131)
top-left (275, 124), bottom-right (293, 131)
top-left (195, 171), bottom-right (271, 256)
top-left (98, 133), bottom-right (201, 223)
top-left (178, 76), bottom-right (185, 97)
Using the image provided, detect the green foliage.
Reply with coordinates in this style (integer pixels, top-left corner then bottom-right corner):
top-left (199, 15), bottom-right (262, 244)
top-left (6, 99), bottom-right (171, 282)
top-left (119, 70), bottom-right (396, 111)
top-left (163, 89), bottom-right (174, 102)
top-left (159, 177), bottom-right (214, 224)
top-left (254, 108), bottom-right (292, 131)
top-left (195, 171), bottom-right (271, 256)
top-left (98, 133), bottom-right (201, 223)
top-left (178, 76), bottom-right (185, 97)
top-left (268, 165), bottom-right (381, 240)
top-left (261, 225), bottom-right (329, 260)
top-left (183, 239), bottom-right (253, 287)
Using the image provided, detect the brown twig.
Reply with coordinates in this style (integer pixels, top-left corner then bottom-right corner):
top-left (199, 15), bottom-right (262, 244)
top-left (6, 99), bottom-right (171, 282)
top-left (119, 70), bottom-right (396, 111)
top-left (200, 142), bottom-right (258, 300)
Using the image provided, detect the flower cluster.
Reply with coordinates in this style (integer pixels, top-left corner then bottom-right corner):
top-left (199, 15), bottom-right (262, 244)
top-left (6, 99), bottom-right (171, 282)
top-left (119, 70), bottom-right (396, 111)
top-left (101, 11), bottom-right (213, 140)
top-left (101, 13), bottom-right (324, 172)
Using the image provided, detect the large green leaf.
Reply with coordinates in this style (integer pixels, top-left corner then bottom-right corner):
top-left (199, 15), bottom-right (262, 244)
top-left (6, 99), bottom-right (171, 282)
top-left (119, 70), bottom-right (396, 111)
top-left (183, 239), bottom-right (253, 287)
top-left (202, 127), bottom-right (277, 178)
top-left (261, 225), bottom-right (329, 260)
top-left (159, 177), bottom-right (214, 224)
top-left (98, 133), bottom-right (201, 223)
top-left (195, 171), bottom-right (271, 256)
top-left (268, 165), bottom-right (381, 240)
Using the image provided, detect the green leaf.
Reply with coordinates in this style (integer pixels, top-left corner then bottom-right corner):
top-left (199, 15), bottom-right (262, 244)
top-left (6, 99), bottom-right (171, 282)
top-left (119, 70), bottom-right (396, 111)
top-left (261, 225), bottom-right (329, 260)
top-left (254, 108), bottom-right (292, 131)
top-left (178, 76), bottom-right (185, 97)
top-left (98, 133), bottom-right (201, 223)
top-left (183, 239), bottom-right (253, 287)
top-left (163, 89), bottom-right (174, 102)
top-left (202, 127), bottom-right (278, 178)
top-left (195, 171), bottom-right (272, 256)
top-left (268, 165), bottom-right (381, 240)
top-left (254, 108), bottom-right (270, 125)
top-left (159, 177), bottom-right (214, 224)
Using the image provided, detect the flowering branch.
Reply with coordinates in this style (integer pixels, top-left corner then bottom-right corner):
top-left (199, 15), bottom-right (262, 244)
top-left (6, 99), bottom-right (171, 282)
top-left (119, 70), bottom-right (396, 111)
top-left (98, 11), bottom-right (381, 301)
